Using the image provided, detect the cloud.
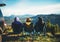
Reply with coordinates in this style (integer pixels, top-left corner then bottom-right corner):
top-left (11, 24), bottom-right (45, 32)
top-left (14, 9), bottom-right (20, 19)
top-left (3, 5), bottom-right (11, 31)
top-left (1, 1), bottom-right (60, 16)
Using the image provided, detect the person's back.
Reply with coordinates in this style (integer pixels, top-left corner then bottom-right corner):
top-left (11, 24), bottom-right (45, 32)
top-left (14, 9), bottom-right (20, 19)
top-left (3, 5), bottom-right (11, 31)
top-left (23, 18), bottom-right (33, 33)
top-left (34, 17), bottom-right (45, 32)
top-left (23, 23), bottom-right (33, 33)
top-left (12, 17), bottom-right (23, 34)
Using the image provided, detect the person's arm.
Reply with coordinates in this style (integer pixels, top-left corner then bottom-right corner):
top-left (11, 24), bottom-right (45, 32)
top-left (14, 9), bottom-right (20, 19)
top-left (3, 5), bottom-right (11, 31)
top-left (0, 27), bottom-right (3, 34)
top-left (11, 23), bottom-right (14, 29)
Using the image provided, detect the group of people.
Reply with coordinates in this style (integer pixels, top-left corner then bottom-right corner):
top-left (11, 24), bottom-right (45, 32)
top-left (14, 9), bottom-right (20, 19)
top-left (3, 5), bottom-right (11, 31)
top-left (12, 17), bottom-right (45, 34)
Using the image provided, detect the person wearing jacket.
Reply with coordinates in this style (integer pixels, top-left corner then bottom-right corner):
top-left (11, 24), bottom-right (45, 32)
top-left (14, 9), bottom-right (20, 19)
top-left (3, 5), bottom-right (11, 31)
top-left (34, 17), bottom-right (45, 34)
top-left (12, 17), bottom-right (23, 34)
top-left (23, 18), bottom-right (34, 33)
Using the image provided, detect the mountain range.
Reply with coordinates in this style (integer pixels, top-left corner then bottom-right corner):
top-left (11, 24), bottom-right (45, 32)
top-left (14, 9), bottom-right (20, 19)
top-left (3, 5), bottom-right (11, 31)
top-left (4, 14), bottom-right (60, 27)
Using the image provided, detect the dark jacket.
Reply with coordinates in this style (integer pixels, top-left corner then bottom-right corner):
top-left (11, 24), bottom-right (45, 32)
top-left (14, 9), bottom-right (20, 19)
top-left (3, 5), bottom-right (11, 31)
top-left (34, 17), bottom-right (45, 32)
top-left (23, 23), bottom-right (33, 33)
top-left (12, 17), bottom-right (23, 34)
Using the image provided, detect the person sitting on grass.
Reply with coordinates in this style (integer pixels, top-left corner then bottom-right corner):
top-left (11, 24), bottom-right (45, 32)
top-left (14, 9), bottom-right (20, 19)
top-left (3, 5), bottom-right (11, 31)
top-left (34, 17), bottom-right (45, 34)
top-left (23, 18), bottom-right (34, 34)
top-left (12, 17), bottom-right (23, 34)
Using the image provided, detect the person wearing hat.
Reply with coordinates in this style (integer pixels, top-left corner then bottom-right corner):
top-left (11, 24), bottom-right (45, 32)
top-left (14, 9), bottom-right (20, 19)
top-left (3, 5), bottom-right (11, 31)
top-left (23, 18), bottom-right (34, 33)
top-left (11, 17), bottom-right (23, 34)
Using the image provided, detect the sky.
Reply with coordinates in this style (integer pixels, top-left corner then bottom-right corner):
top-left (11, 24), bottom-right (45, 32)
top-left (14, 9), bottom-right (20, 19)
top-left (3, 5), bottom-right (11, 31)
top-left (0, 0), bottom-right (60, 16)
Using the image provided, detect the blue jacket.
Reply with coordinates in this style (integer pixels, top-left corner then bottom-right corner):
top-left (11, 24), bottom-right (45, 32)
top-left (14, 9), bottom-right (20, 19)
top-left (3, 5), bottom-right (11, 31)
top-left (12, 21), bottom-right (23, 34)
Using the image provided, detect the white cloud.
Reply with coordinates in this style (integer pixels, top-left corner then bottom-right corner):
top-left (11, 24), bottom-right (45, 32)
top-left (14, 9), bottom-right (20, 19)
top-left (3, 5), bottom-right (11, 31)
top-left (1, 0), bottom-right (60, 16)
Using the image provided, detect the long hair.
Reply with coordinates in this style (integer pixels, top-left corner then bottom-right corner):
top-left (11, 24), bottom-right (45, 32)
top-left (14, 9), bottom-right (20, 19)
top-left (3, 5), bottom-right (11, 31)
top-left (38, 17), bottom-right (43, 24)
